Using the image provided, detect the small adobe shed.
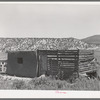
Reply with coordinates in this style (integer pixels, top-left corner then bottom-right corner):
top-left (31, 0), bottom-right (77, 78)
top-left (6, 51), bottom-right (37, 78)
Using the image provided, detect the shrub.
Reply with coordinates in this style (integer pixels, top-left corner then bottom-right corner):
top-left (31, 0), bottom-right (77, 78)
top-left (0, 74), bottom-right (99, 90)
top-left (12, 79), bottom-right (26, 89)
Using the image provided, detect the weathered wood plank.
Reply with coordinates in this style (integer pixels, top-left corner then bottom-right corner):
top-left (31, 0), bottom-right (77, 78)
top-left (37, 49), bottom-right (79, 79)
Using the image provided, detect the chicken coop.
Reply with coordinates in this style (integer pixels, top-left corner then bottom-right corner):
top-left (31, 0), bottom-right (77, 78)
top-left (37, 50), bottom-right (79, 79)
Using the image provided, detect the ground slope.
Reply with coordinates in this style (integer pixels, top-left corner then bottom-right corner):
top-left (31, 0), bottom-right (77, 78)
top-left (81, 35), bottom-right (100, 45)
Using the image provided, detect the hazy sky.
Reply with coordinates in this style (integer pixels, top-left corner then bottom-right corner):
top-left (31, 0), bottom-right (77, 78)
top-left (0, 2), bottom-right (100, 39)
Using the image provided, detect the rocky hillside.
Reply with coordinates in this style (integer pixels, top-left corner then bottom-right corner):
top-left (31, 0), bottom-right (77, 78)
top-left (0, 38), bottom-right (95, 52)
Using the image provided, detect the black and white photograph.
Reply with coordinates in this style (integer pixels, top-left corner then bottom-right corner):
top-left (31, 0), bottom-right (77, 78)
top-left (0, 2), bottom-right (100, 96)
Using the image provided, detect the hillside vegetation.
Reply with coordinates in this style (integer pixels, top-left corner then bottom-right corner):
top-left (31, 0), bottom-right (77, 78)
top-left (82, 35), bottom-right (100, 45)
top-left (0, 74), bottom-right (99, 90)
top-left (0, 38), bottom-right (94, 52)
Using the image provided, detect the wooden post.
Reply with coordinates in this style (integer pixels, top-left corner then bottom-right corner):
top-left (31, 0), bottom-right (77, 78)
top-left (77, 49), bottom-right (79, 77)
top-left (36, 50), bottom-right (40, 77)
top-left (57, 49), bottom-right (59, 73)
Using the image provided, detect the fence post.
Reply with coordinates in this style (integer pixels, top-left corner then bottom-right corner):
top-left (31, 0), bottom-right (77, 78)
top-left (57, 49), bottom-right (59, 72)
top-left (77, 49), bottom-right (79, 77)
top-left (36, 50), bottom-right (40, 77)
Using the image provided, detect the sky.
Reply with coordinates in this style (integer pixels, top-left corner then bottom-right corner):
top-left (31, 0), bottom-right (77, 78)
top-left (0, 2), bottom-right (100, 39)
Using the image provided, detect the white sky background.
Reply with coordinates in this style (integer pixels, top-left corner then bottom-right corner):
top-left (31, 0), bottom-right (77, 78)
top-left (0, 2), bottom-right (100, 39)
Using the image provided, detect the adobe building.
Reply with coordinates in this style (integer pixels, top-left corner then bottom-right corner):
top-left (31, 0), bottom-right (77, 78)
top-left (0, 51), bottom-right (37, 78)
top-left (6, 51), bottom-right (37, 78)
